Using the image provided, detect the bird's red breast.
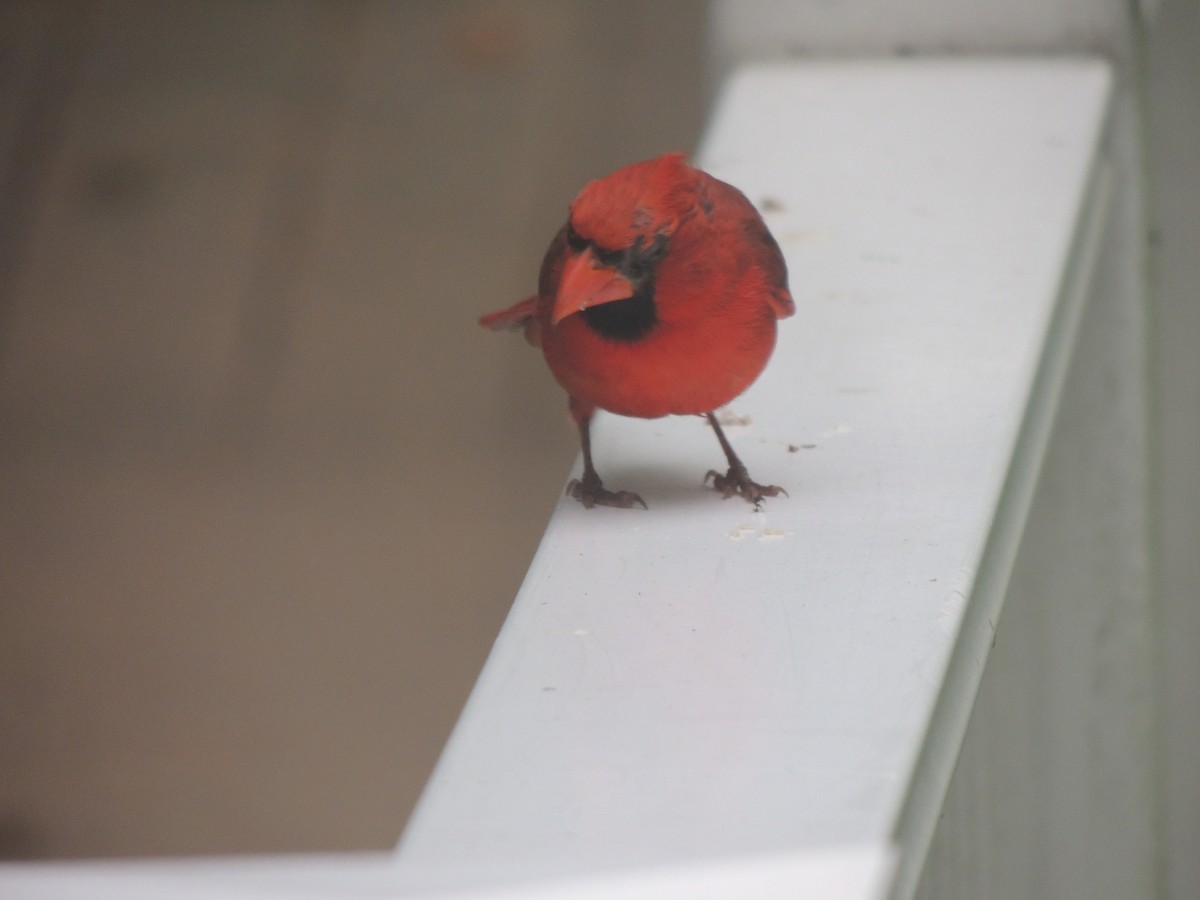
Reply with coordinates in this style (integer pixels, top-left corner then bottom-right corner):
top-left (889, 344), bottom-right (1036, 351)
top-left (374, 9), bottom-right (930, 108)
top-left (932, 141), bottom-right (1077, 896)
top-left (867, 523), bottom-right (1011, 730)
top-left (482, 152), bottom-right (793, 419)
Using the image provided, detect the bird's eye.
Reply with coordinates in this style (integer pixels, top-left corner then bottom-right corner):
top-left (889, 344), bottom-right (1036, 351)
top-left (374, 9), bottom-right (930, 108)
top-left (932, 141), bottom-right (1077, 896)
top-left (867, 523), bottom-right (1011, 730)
top-left (565, 225), bottom-right (588, 252)
top-left (621, 232), bottom-right (669, 280)
top-left (592, 245), bottom-right (623, 269)
top-left (645, 231), bottom-right (669, 261)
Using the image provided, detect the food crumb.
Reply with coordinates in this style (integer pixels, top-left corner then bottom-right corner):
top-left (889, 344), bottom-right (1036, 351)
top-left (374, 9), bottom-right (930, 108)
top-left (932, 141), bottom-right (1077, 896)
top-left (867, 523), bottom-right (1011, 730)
top-left (713, 408), bottom-right (752, 427)
top-left (729, 523), bottom-right (757, 541)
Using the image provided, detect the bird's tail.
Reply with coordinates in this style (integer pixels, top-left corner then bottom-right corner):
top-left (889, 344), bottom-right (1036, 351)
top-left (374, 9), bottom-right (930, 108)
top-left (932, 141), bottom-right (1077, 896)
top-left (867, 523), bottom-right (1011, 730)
top-left (479, 296), bottom-right (541, 347)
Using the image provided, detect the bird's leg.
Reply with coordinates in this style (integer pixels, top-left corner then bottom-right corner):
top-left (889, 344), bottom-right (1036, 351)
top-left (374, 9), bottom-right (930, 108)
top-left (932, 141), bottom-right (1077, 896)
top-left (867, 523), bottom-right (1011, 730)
top-left (565, 400), bottom-right (647, 510)
top-left (704, 412), bottom-right (788, 507)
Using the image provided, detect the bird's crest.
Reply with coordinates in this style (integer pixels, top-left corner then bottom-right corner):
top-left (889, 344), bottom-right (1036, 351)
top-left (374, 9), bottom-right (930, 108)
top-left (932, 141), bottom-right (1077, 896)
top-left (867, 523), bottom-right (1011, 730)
top-left (568, 152), bottom-right (695, 252)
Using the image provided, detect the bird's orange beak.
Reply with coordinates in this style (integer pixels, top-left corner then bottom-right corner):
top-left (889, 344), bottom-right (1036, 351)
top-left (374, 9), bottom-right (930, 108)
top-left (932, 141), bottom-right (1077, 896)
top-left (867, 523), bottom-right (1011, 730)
top-left (552, 247), bottom-right (634, 325)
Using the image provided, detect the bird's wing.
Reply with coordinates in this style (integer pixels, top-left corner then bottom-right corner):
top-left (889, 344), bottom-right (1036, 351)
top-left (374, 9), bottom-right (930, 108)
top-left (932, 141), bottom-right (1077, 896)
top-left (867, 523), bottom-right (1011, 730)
top-left (765, 285), bottom-right (796, 320)
top-left (745, 216), bottom-right (795, 320)
top-left (479, 296), bottom-right (542, 346)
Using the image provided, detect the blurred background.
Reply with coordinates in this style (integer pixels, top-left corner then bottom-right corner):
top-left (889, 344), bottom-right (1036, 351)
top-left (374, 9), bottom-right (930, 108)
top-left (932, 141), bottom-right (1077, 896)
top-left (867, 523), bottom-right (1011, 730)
top-left (1, 3), bottom-right (1197, 895)
top-left (0, 0), bottom-right (708, 858)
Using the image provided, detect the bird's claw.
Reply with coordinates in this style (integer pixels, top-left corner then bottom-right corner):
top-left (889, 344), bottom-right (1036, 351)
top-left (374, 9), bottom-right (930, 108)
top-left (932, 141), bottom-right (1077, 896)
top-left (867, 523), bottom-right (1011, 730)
top-left (567, 477), bottom-right (647, 510)
top-left (704, 465), bottom-right (788, 507)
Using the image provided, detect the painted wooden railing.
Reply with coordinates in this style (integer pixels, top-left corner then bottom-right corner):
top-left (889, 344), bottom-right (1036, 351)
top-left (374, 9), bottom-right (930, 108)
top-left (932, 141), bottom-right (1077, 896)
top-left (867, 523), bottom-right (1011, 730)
top-left (1, 57), bottom-right (1150, 900)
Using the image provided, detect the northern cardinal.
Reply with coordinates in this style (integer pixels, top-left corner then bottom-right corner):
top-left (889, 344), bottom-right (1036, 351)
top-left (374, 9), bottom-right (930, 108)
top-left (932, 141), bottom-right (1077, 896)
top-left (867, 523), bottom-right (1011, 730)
top-left (481, 152), bottom-right (794, 509)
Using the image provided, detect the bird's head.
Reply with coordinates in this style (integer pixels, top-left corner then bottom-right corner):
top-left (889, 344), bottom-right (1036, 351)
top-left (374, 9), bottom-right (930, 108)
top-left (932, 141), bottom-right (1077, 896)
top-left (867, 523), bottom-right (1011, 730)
top-left (551, 152), bottom-right (696, 327)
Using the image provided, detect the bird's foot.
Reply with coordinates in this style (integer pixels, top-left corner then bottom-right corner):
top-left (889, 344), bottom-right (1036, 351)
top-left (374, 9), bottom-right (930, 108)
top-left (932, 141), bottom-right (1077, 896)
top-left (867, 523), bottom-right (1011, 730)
top-left (704, 464), bottom-right (788, 508)
top-left (567, 472), bottom-right (647, 510)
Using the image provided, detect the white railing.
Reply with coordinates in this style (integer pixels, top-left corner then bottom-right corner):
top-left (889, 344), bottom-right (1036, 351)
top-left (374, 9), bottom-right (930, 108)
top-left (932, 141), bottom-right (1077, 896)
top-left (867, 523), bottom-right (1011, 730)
top-left (0, 57), bottom-right (1139, 899)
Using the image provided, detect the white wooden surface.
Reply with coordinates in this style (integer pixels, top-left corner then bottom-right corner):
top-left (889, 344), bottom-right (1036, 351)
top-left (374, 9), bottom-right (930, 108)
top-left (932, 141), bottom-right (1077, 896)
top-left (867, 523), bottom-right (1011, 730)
top-left (395, 59), bottom-right (1112, 895)
top-left (0, 58), bottom-right (1113, 898)
top-left (915, 67), bottom-right (1156, 900)
top-left (1145, 4), bottom-right (1200, 897)
top-left (712, 0), bottom-right (1128, 61)
top-left (916, 148), bottom-right (1154, 897)
top-left (0, 848), bottom-right (890, 900)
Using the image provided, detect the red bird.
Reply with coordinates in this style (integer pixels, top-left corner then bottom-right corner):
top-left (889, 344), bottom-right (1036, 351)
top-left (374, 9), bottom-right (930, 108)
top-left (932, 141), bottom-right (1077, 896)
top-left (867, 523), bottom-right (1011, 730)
top-left (480, 152), bottom-right (794, 510)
